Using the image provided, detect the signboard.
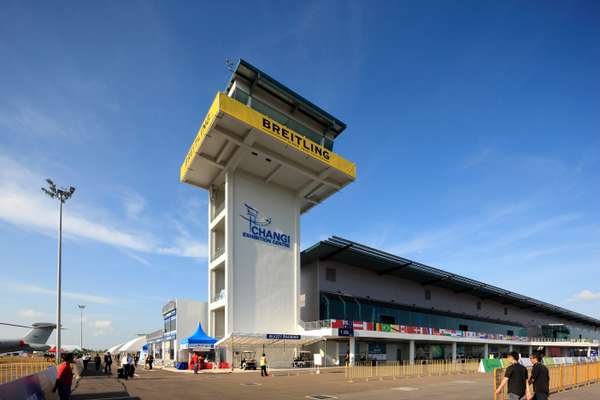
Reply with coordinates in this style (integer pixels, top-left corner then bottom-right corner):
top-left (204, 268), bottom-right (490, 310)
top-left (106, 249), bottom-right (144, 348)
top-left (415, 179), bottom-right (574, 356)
top-left (313, 353), bottom-right (322, 366)
top-left (266, 334), bottom-right (301, 340)
top-left (180, 343), bottom-right (213, 350)
top-left (180, 93), bottom-right (357, 183)
top-left (338, 322), bottom-right (354, 337)
top-left (240, 203), bottom-right (291, 248)
top-left (368, 342), bottom-right (386, 355)
top-left (298, 294), bottom-right (306, 308)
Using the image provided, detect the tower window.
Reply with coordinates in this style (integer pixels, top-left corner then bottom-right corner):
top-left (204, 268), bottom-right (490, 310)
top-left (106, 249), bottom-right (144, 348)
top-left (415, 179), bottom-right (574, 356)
top-left (477, 301), bottom-right (482, 310)
top-left (504, 307), bottom-right (508, 315)
top-left (425, 289), bottom-right (431, 301)
top-left (326, 268), bottom-right (336, 282)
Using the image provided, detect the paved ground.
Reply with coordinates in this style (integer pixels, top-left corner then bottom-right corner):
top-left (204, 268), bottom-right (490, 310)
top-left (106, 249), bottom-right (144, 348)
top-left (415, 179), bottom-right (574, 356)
top-left (71, 363), bottom-right (600, 400)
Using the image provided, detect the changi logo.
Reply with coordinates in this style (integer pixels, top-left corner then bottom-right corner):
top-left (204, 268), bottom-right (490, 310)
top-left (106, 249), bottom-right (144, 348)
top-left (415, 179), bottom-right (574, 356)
top-left (240, 203), bottom-right (291, 248)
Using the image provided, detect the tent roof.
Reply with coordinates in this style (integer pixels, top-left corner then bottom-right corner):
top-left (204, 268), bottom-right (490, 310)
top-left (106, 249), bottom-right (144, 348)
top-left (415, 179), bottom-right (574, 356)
top-left (107, 343), bottom-right (124, 353)
top-left (180, 323), bottom-right (217, 346)
top-left (49, 345), bottom-right (80, 353)
top-left (215, 332), bottom-right (323, 347)
top-left (118, 336), bottom-right (146, 353)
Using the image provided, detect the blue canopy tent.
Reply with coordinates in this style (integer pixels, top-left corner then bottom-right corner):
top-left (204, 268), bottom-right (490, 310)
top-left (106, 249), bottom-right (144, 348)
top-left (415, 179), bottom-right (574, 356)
top-left (177, 323), bottom-right (217, 370)
top-left (180, 323), bottom-right (217, 350)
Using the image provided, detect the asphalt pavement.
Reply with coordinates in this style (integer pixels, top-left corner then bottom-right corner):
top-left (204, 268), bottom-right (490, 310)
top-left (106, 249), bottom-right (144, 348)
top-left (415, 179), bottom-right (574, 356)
top-left (70, 362), bottom-right (600, 400)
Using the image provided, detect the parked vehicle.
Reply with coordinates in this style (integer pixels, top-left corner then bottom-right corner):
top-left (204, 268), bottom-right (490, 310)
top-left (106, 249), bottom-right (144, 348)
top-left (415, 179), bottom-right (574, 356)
top-left (292, 351), bottom-right (313, 368)
top-left (240, 351), bottom-right (257, 370)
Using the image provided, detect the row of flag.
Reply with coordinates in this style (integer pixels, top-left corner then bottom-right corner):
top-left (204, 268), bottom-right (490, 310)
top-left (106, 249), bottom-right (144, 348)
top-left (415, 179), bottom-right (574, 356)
top-left (330, 319), bottom-right (528, 341)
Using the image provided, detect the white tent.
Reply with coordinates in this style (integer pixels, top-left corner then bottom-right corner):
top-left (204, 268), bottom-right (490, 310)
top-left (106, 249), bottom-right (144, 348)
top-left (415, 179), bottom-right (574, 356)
top-left (107, 343), bottom-right (124, 354)
top-left (118, 336), bottom-right (146, 353)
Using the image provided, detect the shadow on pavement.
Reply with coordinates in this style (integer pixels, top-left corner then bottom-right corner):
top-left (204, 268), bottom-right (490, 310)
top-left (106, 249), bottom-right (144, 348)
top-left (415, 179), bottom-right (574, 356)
top-left (72, 391), bottom-right (140, 400)
top-left (71, 362), bottom-right (140, 400)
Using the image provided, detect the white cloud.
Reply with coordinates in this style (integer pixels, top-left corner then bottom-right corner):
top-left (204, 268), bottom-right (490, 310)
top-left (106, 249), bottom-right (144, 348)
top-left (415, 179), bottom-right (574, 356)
top-left (12, 283), bottom-right (113, 305)
top-left (0, 102), bottom-right (68, 138)
top-left (388, 202), bottom-right (528, 255)
top-left (460, 147), bottom-right (492, 170)
top-left (574, 290), bottom-right (600, 301)
top-left (0, 153), bottom-right (207, 260)
top-left (156, 220), bottom-right (208, 258)
top-left (18, 309), bottom-right (46, 319)
top-left (94, 320), bottom-right (112, 329)
top-left (93, 320), bottom-right (114, 336)
top-left (121, 190), bottom-right (146, 219)
top-left (158, 239), bottom-right (207, 258)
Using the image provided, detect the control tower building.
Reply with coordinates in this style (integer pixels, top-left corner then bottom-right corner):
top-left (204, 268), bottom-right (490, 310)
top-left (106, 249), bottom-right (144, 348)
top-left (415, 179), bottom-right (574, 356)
top-left (180, 60), bottom-right (355, 364)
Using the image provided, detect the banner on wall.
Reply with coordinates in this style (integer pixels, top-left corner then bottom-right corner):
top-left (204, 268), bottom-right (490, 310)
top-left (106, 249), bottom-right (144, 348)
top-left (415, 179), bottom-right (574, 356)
top-left (0, 365), bottom-right (57, 400)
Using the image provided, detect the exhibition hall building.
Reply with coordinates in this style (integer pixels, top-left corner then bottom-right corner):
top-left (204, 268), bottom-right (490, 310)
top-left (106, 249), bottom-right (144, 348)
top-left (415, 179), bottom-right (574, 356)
top-left (169, 59), bottom-right (600, 368)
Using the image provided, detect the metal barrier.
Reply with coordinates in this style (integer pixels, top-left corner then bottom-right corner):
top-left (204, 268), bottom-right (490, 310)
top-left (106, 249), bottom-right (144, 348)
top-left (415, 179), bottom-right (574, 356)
top-left (0, 357), bottom-right (52, 364)
top-left (345, 359), bottom-right (480, 382)
top-left (492, 362), bottom-right (600, 400)
top-left (0, 362), bottom-right (55, 385)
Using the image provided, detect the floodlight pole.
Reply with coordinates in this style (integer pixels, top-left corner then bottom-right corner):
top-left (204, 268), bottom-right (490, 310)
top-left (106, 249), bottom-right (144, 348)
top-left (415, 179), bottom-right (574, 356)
top-left (42, 179), bottom-right (75, 365)
top-left (78, 305), bottom-right (86, 351)
top-left (56, 198), bottom-right (63, 363)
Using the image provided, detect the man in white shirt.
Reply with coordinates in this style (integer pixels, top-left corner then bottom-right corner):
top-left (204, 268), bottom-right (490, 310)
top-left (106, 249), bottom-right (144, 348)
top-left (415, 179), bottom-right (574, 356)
top-left (121, 353), bottom-right (131, 380)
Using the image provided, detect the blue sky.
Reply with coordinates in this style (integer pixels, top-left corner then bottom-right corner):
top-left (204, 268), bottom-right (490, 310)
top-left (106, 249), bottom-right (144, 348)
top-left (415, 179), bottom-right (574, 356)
top-left (1, 1), bottom-right (599, 348)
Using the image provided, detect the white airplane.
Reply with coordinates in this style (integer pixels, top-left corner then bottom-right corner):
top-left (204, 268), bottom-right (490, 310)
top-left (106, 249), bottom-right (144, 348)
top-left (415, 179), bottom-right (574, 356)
top-left (0, 322), bottom-right (56, 354)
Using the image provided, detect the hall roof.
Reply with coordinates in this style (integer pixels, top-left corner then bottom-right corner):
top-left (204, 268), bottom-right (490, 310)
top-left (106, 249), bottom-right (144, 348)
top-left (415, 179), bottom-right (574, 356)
top-left (302, 236), bottom-right (600, 328)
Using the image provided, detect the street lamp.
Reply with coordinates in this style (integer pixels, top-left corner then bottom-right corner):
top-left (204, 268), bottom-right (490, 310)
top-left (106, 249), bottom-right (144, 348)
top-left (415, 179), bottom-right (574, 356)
top-left (42, 179), bottom-right (75, 364)
top-left (78, 304), bottom-right (86, 351)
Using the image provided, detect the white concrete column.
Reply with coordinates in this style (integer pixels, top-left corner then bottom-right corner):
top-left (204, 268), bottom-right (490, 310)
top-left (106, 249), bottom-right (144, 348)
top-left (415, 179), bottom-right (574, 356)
top-left (509, 344), bottom-right (514, 353)
top-left (484, 343), bottom-right (489, 359)
top-left (588, 347), bottom-right (592, 357)
top-left (409, 340), bottom-right (415, 365)
top-left (528, 346), bottom-right (533, 356)
top-left (451, 342), bottom-right (457, 363)
top-left (349, 337), bottom-right (356, 366)
top-left (335, 341), bottom-right (340, 365)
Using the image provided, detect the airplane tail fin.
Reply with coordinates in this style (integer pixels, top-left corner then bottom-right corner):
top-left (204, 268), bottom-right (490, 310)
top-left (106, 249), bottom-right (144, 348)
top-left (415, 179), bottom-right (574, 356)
top-left (23, 323), bottom-right (56, 344)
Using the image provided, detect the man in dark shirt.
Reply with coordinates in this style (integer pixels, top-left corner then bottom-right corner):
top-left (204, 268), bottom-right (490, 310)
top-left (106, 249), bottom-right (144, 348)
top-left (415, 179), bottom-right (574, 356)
top-left (528, 352), bottom-right (550, 400)
top-left (496, 351), bottom-right (528, 400)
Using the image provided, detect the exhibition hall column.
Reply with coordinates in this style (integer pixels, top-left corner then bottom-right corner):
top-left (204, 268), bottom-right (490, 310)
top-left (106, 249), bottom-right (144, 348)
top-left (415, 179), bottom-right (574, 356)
top-left (349, 337), bottom-right (356, 366)
top-left (451, 341), bottom-right (457, 363)
top-left (409, 340), bottom-right (415, 365)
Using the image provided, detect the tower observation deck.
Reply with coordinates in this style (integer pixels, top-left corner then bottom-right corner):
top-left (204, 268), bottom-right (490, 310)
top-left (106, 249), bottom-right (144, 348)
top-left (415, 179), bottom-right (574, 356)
top-left (180, 59), bottom-right (356, 365)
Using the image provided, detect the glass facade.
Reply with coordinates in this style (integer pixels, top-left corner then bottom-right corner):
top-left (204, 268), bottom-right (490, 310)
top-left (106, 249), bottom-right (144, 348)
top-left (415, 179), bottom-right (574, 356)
top-left (163, 310), bottom-right (176, 333)
top-left (320, 292), bottom-right (528, 337)
top-left (230, 88), bottom-right (334, 150)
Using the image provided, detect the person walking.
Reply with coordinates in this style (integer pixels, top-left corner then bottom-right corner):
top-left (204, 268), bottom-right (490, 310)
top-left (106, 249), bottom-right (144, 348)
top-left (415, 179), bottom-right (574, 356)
top-left (127, 353), bottom-right (135, 378)
top-left (260, 353), bottom-right (268, 377)
top-left (528, 353), bottom-right (550, 400)
top-left (53, 353), bottom-right (74, 400)
top-left (94, 354), bottom-right (101, 371)
top-left (104, 352), bottom-right (112, 374)
top-left (147, 354), bottom-right (154, 370)
top-left (192, 353), bottom-right (199, 374)
top-left (495, 352), bottom-right (528, 400)
top-left (82, 353), bottom-right (90, 371)
top-left (121, 353), bottom-right (130, 380)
